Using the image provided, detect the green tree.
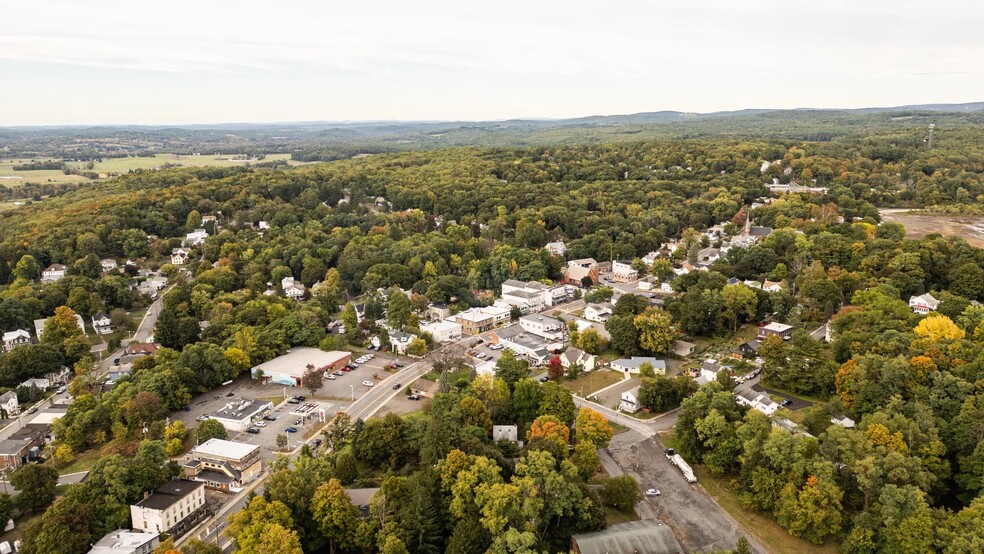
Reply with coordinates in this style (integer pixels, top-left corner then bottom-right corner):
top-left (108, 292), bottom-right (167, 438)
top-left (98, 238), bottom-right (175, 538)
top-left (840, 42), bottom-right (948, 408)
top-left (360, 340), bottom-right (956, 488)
top-left (195, 418), bottom-right (227, 443)
top-left (538, 381), bottom-right (577, 425)
top-left (511, 377), bottom-right (542, 428)
top-left (576, 327), bottom-right (605, 354)
top-left (950, 262), bottom-right (984, 299)
top-left (570, 441), bottom-right (601, 481)
top-left (575, 407), bottom-right (613, 448)
top-left (407, 338), bottom-right (428, 357)
top-left (11, 464), bottom-right (58, 511)
top-left (335, 452), bottom-right (358, 485)
top-left (227, 497), bottom-right (302, 554)
top-left (776, 476), bottom-right (843, 545)
top-left (13, 254), bottom-right (42, 281)
top-left (633, 307), bottom-right (676, 354)
top-left (387, 290), bottom-right (412, 330)
top-left (312, 478), bottom-right (361, 554)
top-left (602, 475), bottom-right (641, 510)
top-left (493, 351), bottom-right (529, 390)
top-left (721, 284), bottom-right (759, 332)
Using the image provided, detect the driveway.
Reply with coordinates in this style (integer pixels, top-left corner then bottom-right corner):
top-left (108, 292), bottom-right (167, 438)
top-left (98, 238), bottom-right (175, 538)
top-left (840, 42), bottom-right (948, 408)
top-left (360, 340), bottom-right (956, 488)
top-left (594, 378), bottom-right (639, 411)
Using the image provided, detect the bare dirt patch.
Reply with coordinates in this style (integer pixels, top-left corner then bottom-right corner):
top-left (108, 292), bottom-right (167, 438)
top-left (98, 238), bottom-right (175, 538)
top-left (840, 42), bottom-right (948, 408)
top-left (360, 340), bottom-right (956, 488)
top-left (879, 209), bottom-right (984, 247)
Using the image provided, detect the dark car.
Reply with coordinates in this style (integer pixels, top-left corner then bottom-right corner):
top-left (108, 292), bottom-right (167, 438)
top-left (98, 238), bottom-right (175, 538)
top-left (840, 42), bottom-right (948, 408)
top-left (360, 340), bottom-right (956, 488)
top-left (538, 376), bottom-right (549, 383)
top-left (780, 399), bottom-right (793, 407)
top-left (313, 438), bottom-right (323, 448)
top-left (113, 358), bottom-right (121, 365)
top-left (181, 405), bottom-right (191, 412)
top-left (408, 394), bottom-right (421, 401)
top-left (476, 339), bottom-right (484, 344)
top-left (287, 398), bottom-right (301, 404)
top-left (285, 426), bottom-right (297, 433)
top-left (395, 362), bottom-right (404, 367)
top-left (296, 395), bottom-right (306, 401)
top-left (246, 428), bottom-right (260, 434)
top-left (263, 414), bottom-right (278, 421)
top-left (392, 383), bottom-right (401, 390)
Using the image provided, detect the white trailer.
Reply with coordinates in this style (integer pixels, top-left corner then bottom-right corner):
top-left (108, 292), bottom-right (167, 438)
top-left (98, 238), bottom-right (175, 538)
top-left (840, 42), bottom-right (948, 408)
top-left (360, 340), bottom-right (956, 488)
top-left (665, 448), bottom-right (697, 483)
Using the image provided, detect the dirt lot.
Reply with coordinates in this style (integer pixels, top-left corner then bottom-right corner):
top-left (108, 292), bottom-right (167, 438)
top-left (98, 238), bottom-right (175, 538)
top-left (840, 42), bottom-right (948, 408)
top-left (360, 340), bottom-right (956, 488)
top-left (879, 208), bottom-right (984, 247)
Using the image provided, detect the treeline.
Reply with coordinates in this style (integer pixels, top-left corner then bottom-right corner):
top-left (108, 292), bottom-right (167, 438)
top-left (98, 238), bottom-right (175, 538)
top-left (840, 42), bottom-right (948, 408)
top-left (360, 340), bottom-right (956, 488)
top-left (12, 160), bottom-right (65, 171)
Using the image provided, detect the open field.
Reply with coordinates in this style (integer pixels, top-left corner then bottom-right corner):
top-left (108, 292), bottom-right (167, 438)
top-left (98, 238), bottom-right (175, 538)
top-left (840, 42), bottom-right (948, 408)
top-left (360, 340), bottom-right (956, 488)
top-left (880, 208), bottom-right (984, 248)
top-left (560, 369), bottom-right (624, 397)
top-left (0, 153), bottom-right (305, 186)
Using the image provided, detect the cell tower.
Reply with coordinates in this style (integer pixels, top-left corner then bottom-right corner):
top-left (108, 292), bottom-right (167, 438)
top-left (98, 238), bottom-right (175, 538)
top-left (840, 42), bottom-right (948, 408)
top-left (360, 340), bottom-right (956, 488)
top-left (927, 124), bottom-right (935, 149)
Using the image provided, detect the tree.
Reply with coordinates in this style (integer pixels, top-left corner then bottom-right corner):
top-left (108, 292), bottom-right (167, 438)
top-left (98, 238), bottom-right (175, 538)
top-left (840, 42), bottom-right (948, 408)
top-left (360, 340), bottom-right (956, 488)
top-left (276, 433), bottom-right (289, 451)
top-left (914, 314), bottom-right (965, 342)
top-left (0, 493), bottom-right (12, 532)
top-left (311, 478), bottom-right (361, 554)
top-left (570, 441), bottom-right (601, 481)
top-left (181, 539), bottom-right (224, 554)
top-left (538, 381), bottom-right (577, 425)
top-left (546, 356), bottom-right (564, 381)
top-left (322, 412), bottom-right (354, 453)
top-left (733, 536), bottom-right (752, 554)
top-left (11, 464), bottom-right (58, 511)
top-left (575, 407), bottom-right (613, 448)
top-left (195, 418), bottom-right (227, 443)
top-left (776, 476), bottom-right (844, 545)
top-left (227, 497), bottom-right (302, 554)
top-left (13, 254), bottom-right (41, 281)
top-left (511, 378), bottom-right (542, 428)
top-left (303, 364), bottom-right (324, 397)
top-left (53, 443), bottom-right (76, 467)
top-left (950, 262), bottom-right (984, 299)
top-left (602, 475), bottom-right (641, 510)
top-left (605, 315), bottom-right (641, 356)
top-left (335, 452), bottom-right (358, 485)
top-left (387, 290), bottom-right (412, 330)
top-left (407, 338), bottom-right (428, 357)
top-left (633, 307), bottom-right (676, 354)
top-left (527, 415), bottom-right (570, 450)
top-left (721, 284), bottom-right (759, 332)
top-left (493, 351), bottom-right (528, 390)
top-left (576, 327), bottom-right (605, 354)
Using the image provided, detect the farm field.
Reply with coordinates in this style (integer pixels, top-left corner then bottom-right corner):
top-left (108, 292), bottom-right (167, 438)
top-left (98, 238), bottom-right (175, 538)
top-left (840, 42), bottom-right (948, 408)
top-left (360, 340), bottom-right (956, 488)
top-left (879, 208), bottom-right (984, 248)
top-left (0, 153), bottom-right (305, 186)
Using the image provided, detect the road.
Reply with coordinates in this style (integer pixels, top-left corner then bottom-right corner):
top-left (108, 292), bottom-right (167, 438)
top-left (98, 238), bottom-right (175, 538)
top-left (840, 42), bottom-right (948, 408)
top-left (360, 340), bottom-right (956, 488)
top-left (573, 396), bottom-right (679, 437)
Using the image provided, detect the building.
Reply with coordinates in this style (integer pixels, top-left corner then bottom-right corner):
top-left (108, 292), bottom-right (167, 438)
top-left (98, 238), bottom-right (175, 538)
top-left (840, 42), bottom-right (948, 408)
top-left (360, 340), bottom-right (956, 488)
top-left (611, 260), bottom-right (638, 283)
top-left (251, 347), bottom-right (351, 386)
top-left (92, 312), bottom-right (113, 335)
top-left (427, 303), bottom-right (451, 321)
top-left (206, 399), bottom-right (274, 431)
top-left (474, 359), bottom-right (497, 376)
top-left (0, 391), bottom-right (19, 417)
top-left (19, 377), bottom-right (50, 390)
top-left (544, 241), bottom-right (567, 257)
top-left (500, 280), bottom-right (551, 313)
top-left (560, 348), bottom-right (596, 372)
top-left (518, 314), bottom-right (565, 340)
top-left (736, 389), bottom-right (778, 415)
top-left (125, 342), bottom-right (159, 358)
top-left (170, 248), bottom-right (190, 265)
top-left (100, 258), bottom-right (119, 272)
top-left (671, 340), bottom-right (696, 358)
top-left (419, 320), bottom-right (462, 343)
top-left (88, 529), bottom-right (160, 554)
top-left (1, 329), bottom-right (31, 352)
top-left (831, 415), bottom-right (856, 428)
top-left (762, 280), bottom-right (785, 292)
top-left (388, 330), bottom-right (418, 355)
top-left (758, 322), bottom-right (794, 340)
top-left (611, 357), bottom-right (665, 375)
top-left (184, 229), bottom-right (209, 246)
top-left (453, 308), bottom-right (496, 336)
top-left (183, 439), bottom-right (263, 492)
top-left (130, 480), bottom-right (206, 536)
top-left (410, 378), bottom-right (440, 399)
top-left (0, 424), bottom-right (47, 470)
top-left (34, 314), bottom-right (86, 339)
top-left (492, 424), bottom-right (519, 443)
top-left (699, 360), bottom-right (724, 383)
top-left (281, 276), bottom-right (306, 300)
top-left (344, 488), bottom-right (380, 519)
top-left (584, 303), bottom-right (613, 323)
top-left (564, 258), bottom-right (599, 286)
top-left (909, 293), bottom-right (940, 315)
top-left (490, 325), bottom-right (554, 366)
top-left (41, 263), bottom-right (67, 282)
top-left (620, 387), bottom-right (641, 413)
top-left (695, 247), bottom-right (720, 267)
top-left (737, 340), bottom-right (760, 357)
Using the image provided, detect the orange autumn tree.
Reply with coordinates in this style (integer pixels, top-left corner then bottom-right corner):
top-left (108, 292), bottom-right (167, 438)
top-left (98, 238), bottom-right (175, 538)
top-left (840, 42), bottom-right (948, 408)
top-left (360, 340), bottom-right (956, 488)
top-left (526, 415), bottom-right (570, 449)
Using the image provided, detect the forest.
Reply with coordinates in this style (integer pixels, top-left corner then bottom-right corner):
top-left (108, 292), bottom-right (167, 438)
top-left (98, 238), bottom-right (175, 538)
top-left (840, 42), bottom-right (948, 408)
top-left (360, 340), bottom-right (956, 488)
top-left (2, 126), bottom-right (984, 552)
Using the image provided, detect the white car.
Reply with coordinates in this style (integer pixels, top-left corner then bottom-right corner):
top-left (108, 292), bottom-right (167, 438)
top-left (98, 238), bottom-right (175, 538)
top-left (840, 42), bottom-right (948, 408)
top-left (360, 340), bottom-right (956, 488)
top-left (362, 380), bottom-right (374, 387)
top-left (325, 374), bottom-right (336, 380)
top-left (253, 421), bottom-right (267, 427)
top-left (196, 415), bottom-right (210, 421)
top-left (645, 488), bottom-right (661, 497)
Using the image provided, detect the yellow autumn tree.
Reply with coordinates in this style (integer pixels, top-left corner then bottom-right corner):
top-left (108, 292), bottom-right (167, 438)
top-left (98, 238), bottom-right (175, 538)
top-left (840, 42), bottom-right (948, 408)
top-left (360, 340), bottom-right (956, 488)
top-left (914, 314), bottom-right (965, 342)
top-left (864, 423), bottom-right (908, 453)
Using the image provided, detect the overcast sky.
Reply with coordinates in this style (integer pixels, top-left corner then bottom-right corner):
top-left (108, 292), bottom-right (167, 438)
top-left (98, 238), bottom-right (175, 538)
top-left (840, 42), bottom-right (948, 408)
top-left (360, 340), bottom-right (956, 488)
top-left (1, 0), bottom-right (981, 125)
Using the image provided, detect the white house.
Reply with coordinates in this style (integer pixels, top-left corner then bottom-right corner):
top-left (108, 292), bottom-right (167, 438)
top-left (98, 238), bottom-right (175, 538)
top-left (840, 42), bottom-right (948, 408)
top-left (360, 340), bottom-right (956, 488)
top-left (611, 357), bottom-right (666, 375)
top-left (41, 264), bottom-right (67, 282)
top-left (281, 277), bottom-right (306, 300)
top-left (544, 241), bottom-right (567, 257)
top-left (560, 348), bottom-right (596, 372)
top-left (584, 303), bottom-right (614, 323)
top-left (1, 330), bottom-right (31, 352)
top-left (611, 260), bottom-right (639, 283)
top-left (19, 378), bottom-right (50, 390)
top-left (388, 330), bottom-right (417, 355)
top-left (100, 259), bottom-right (118, 272)
top-left (258, 221), bottom-right (270, 230)
top-left (419, 320), bottom-right (462, 343)
top-left (518, 314), bottom-right (565, 340)
top-left (641, 251), bottom-right (660, 267)
top-left (130, 480), bottom-right (206, 536)
top-left (695, 247), bottom-right (720, 267)
top-left (501, 280), bottom-right (552, 313)
top-left (620, 387), bottom-right (642, 413)
top-left (184, 229), bottom-right (209, 246)
top-left (762, 280), bottom-right (785, 292)
top-left (909, 293), bottom-right (940, 315)
top-left (736, 389), bottom-right (778, 415)
top-left (0, 391), bottom-right (19, 417)
top-left (34, 314), bottom-right (86, 339)
top-left (170, 248), bottom-right (190, 265)
top-left (831, 415), bottom-right (856, 428)
top-left (92, 312), bottom-right (113, 335)
top-left (699, 360), bottom-right (724, 383)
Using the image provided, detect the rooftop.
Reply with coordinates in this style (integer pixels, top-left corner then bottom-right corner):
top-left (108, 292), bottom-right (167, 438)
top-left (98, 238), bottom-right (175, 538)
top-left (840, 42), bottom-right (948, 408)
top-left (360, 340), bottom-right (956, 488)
top-left (193, 438), bottom-right (260, 461)
top-left (613, 356), bottom-right (666, 370)
top-left (251, 347), bottom-right (350, 377)
top-left (762, 322), bottom-right (793, 332)
top-left (344, 487), bottom-right (380, 508)
top-left (134, 480), bottom-right (204, 511)
top-left (88, 529), bottom-right (159, 554)
top-left (572, 520), bottom-right (683, 554)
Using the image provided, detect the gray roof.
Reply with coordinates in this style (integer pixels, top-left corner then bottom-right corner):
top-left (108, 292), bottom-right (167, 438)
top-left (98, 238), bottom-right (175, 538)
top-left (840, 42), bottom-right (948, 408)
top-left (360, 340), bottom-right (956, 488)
top-left (572, 520), bottom-right (683, 554)
top-left (134, 480), bottom-right (203, 511)
top-left (613, 357), bottom-right (666, 370)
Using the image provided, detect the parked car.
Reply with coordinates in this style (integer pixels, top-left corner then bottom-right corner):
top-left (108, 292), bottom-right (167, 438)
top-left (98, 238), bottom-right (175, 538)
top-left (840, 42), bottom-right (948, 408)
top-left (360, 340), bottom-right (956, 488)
top-left (27, 406), bottom-right (38, 414)
top-left (254, 421), bottom-right (267, 427)
top-left (285, 426), bottom-right (297, 433)
top-left (56, 386), bottom-right (67, 394)
top-left (362, 380), bottom-right (374, 387)
top-left (392, 383), bottom-right (401, 390)
top-left (386, 363), bottom-right (397, 369)
top-left (294, 418), bottom-right (303, 425)
top-left (287, 398), bottom-right (301, 404)
top-left (395, 362), bottom-right (404, 367)
top-left (113, 358), bottom-right (121, 365)
top-left (538, 376), bottom-right (549, 383)
top-left (181, 405), bottom-right (191, 412)
top-left (780, 399), bottom-right (793, 407)
top-left (341, 367), bottom-right (352, 372)
top-left (263, 415), bottom-right (278, 421)
top-left (408, 394), bottom-right (421, 401)
top-left (326, 374), bottom-right (336, 380)
top-left (475, 339), bottom-right (484, 344)
top-left (246, 428), bottom-right (260, 434)
top-left (333, 370), bottom-right (344, 376)
top-left (645, 489), bottom-right (661, 497)
top-left (196, 415), bottom-right (210, 421)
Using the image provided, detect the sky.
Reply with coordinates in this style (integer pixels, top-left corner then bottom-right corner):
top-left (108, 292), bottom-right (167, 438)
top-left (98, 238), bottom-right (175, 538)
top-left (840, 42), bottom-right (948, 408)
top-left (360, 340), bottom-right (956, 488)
top-left (1, 0), bottom-right (982, 125)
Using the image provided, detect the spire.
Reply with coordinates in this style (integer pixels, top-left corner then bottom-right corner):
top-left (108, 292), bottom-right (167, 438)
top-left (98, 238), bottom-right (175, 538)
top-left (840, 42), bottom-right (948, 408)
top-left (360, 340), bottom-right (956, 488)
top-left (743, 211), bottom-right (751, 236)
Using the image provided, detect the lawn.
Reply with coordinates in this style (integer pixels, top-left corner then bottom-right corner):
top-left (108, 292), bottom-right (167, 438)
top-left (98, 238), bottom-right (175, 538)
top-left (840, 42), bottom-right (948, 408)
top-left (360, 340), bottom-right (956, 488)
top-left (560, 370), bottom-right (623, 397)
top-left (421, 366), bottom-right (473, 384)
top-left (603, 505), bottom-right (640, 525)
top-left (48, 449), bottom-right (101, 475)
top-left (694, 465), bottom-right (840, 554)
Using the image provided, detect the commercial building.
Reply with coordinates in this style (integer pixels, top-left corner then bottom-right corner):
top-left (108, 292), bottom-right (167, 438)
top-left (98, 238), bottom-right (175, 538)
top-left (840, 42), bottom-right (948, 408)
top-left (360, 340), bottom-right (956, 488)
top-left (453, 308), bottom-right (496, 336)
top-left (564, 258), bottom-right (599, 286)
top-left (518, 314), bottom-right (565, 340)
top-left (87, 530), bottom-right (160, 554)
top-left (611, 260), bottom-right (639, 283)
top-left (490, 325), bottom-right (555, 366)
top-left (183, 438), bottom-right (263, 492)
top-left (571, 520), bottom-right (683, 554)
top-left (611, 357), bottom-right (666, 375)
top-left (500, 280), bottom-right (552, 313)
top-left (129, 480), bottom-right (206, 536)
top-left (251, 347), bottom-right (351, 386)
top-left (419, 320), bottom-right (462, 343)
top-left (206, 399), bottom-right (273, 431)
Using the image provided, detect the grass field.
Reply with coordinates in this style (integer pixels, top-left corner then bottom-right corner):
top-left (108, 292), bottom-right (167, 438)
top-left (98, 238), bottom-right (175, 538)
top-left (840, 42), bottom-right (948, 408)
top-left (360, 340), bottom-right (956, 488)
top-left (560, 369), bottom-right (624, 397)
top-left (0, 153), bottom-right (305, 186)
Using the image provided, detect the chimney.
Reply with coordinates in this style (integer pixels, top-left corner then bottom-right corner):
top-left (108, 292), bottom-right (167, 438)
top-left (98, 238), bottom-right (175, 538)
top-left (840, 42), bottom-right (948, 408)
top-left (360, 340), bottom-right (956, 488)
top-left (143, 491), bottom-right (151, 500)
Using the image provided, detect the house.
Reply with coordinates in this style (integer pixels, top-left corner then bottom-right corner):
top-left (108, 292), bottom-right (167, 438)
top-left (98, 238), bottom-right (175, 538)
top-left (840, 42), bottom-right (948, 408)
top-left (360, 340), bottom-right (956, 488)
top-left (671, 340), bottom-right (696, 357)
top-left (518, 314), bottom-right (565, 340)
top-left (388, 330), bottom-right (417, 355)
top-left (758, 322), bottom-right (794, 341)
top-left (170, 248), bottom-right (190, 265)
top-left (611, 260), bottom-right (639, 283)
top-left (258, 221), bottom-right (270, 231)
top-left (763, 280), bottom-right (785, 292)
top-left (0, 424), bottom-right (47, 470)
top-left (251, 347), bottom-right (351, 387)
top-left (130, 480), bottom-right (206, 536)
top-left (492, 424), bottom-right (519, 444)
top-left (909, 293), bottom-right (940, 315)
top-left (571, 520), bottom-right (684, 554)
top-left (474, 360), bottom-right (497, 376)
top-left (742, 279), bottom-right (763, 290)
top-left (184, 229), bottom-right (209, 246)
top-left (205, 399), bottom-right (274, 431)
top-left (1, 329), bottom-right (31, 352)
top-left (19, 378), bottom-right (50, 390)
top-left (501, 280), bottom-right (552, 313)
top-left (87, 529), bottom-right (160, 554)
top-left (641, 251), bottom-right (660, 267)
top-left (419, 320), bottom-right (462, 343)
top-left (92, 312), bottom-right (113, 335)
top-left (410, 378), bottom-right (440, 399)
top-left (737, 340), bottom-right (760, 357)
top-left (182, 439), bottom-right (263, 492)
top-left (561, 348), bottom-right (596, 372)
top-left (544, 241), bottom-right (567, 257)
top-left (201, 215), bottom-right (217, 226)
top-left (33, 314), bottom-right (86, 339)
top-left (695, 247), bottom-right (720, 267)
top-left (736, 389), bottom-right (778, 415)
top-left (0, 391), bottom-right (19, 417)
top-left (427, 303), bottom-right (451, 322)
top-left (699, 360), bottom-right (724, 383)
top-left (100, 259), bottom-right (118, 272)
top-left (564, 258), bottom-right (600, 286)
top-left (831, 415), bottom-right (856, 428)
top-left (281, 276), bottom-right (306, 300)
top-left (611, 357), bottom-right (666, 375)
top-left (344, 488), bottom-right (380, 519)
top-left (620, 387), bottom-right (641, 413)
top-left (41, 263), bottom-right (67, 282)
top-left (584, 303), bottom-right (614, 323)
top-left (125, 342), bottom-right (159, 358)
